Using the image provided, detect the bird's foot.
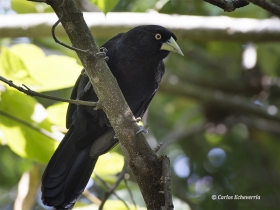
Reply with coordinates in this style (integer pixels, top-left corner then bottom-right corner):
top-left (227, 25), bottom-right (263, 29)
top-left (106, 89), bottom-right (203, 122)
top-left (100, 47), bottom-right (108, 54)
top-left (96, 47), bottom-right (109, 62)
top-left (136, 126), bottom-right (148, 135)
top-left (81, 68), bottom-right (88, 77)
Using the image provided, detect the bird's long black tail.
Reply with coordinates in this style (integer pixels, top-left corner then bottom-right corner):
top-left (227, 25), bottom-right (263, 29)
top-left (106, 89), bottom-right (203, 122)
top-left (41, 126), bottom-right (98, 210)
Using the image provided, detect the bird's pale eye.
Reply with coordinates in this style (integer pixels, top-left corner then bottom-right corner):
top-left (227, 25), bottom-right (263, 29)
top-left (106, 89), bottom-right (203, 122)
top-left (155, 33), bottom-right (162, 40)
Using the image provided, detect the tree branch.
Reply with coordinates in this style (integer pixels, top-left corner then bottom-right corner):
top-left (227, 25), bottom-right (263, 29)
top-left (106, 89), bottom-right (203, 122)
top-left (82, 190), bottom-right (101, 205)
top-left (228, 115), bottom-right (280, 134)
top-left (203, 0), bottom-right (249, 12)
top-left (159, 76), bottom-right (280, 123)
top-left (1, 13), bottom-right (280, 42)
top-left (204, 0), bottom-right (280, 17)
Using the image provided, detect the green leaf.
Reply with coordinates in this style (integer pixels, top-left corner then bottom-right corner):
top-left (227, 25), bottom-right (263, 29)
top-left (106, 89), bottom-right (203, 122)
top-left (26, 55), bottom-right (81, 92)
top-left (0, 44), bottom-right (81, 92)
top-left (11, 0), bottom-right (38, 14)
top-left (0, 46), bottom-right (40, 86)
top-left (0, 146), bottom-right (33, 188)
top-left (94, 152), bottom-right (124, 176)
top-left (0, 88), bottom-right (59, 163)
top-left (90, 0), bottom-right (119, 14)
top-left (102, 200), bottom-right (138, 210)
top-left (73, 204), bottom-right (98, 210)
top-left (11, 0), bottom-right (53, 13)
top-left (47, 103), bottom-right (68, 127)
top-left (10, 44), bottom-right (46, 63)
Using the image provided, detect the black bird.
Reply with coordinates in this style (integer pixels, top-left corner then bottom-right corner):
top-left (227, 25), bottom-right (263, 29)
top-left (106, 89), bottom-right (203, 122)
top-left (41, 25), bottom-right (183, 209)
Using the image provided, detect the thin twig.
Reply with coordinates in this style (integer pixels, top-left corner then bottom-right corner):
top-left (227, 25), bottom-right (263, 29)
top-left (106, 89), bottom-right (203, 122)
top-left (0, 110), bottom-right (59, 140)
top-left (0, 76), bottom-right (98, 107)
top-left (94, 172), bottom-right (130, 210)
top-left (98, 160), bottom-right (129, 210)
top-left (124, 176), bottom-right (137, 210)
top-left (51, 0), bottom-right (89, 53)
top-left (82, 190), bottom-right (101, 205)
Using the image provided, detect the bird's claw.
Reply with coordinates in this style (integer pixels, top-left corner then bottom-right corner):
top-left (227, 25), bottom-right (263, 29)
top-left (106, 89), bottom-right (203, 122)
top-left (96, 47), bottom-right (109, 62)
top-left (100, 47), bottom-right (108, 54)
top-left (96, 51), bottom-right (106, 57)
top-left (136, 126), bottom-right (148, 135)
top-left (81, 68), bottom-right (88, 77)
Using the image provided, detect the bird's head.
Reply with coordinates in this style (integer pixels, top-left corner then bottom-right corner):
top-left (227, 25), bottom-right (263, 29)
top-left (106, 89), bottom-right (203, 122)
top-left (122, 25), bottom-right (184, 60)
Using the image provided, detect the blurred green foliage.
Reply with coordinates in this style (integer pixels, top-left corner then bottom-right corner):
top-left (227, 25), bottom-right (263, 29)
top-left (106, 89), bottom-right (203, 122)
top-left (1, 0), bottom-right (280, 209)
top-left (90, 0), bottom-right (119, 14)
top-left (11, 0), bottom-right (53, 13)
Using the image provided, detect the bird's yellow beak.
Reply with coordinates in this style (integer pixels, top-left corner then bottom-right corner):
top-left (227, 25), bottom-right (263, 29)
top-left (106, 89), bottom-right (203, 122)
top-left (160, 37), bottom-right (184, 56)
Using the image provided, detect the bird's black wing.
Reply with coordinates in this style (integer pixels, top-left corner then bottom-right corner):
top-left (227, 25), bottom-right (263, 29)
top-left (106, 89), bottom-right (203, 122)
top-left (66, 74), bottom-right (83, 129)
top-left (128, 61), bottom-right (165, 118)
